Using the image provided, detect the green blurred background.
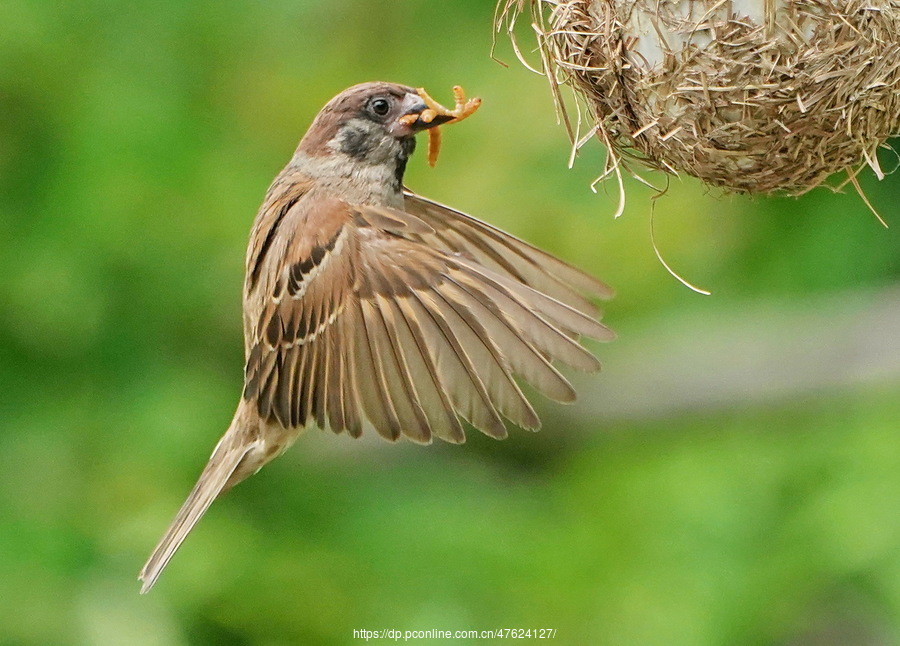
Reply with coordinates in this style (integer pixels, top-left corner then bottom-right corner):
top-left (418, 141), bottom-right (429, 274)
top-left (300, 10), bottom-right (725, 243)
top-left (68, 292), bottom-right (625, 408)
top-left (3, 1), bottom-right (900, 644)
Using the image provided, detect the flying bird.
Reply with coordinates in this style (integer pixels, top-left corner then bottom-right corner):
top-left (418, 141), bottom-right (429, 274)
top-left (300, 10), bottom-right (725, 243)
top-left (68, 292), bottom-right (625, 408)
top-left (139, 82), bottom-right (614, 593)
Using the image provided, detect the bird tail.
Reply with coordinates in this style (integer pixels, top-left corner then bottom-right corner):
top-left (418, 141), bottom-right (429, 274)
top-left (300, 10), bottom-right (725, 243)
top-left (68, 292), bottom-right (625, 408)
top-left (138, 407), bottom-right (255, 594)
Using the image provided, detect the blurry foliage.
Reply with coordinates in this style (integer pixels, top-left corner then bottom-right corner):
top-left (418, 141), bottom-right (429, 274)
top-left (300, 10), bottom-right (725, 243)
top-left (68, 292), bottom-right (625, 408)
top-left (1, 1), bottom-right (899, 644)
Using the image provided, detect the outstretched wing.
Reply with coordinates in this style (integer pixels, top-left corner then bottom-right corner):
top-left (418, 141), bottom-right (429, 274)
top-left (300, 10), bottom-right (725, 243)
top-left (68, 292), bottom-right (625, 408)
top-left (243, 190), bottom-right (612, 444)
top-left (402, 190), bottom-right (614, 316)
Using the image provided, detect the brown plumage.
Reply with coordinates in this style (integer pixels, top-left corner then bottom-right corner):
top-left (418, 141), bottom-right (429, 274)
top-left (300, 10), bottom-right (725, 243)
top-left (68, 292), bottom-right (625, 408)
top-left (138, 82), bottom-right (614, 593)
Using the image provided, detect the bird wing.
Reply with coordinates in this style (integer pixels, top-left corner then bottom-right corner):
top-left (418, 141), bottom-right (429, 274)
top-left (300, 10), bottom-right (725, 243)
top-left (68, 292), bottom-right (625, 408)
top-left (243, 189), bottom-right (613, 444)
top-left (402, 190), bottom-right (614, 316)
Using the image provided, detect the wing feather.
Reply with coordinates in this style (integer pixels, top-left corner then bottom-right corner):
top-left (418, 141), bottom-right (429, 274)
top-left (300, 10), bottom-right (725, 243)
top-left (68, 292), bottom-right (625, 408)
top-left (353, 297), bottom-right (403, 441)
top-left (451, 264), bottom-right (602, 372)
top-left (312, 325), bottom-right (329, 431)
top-left (408, 287), bottom-right (509, 438)
top-left (338, 310), bottom-right (363, 438)
top-left (426, 273), bottom-right (544, 432)
top-left (380, 290), bottom-right (465, 443)
top-left (360, 292), bottom-right (429, 442)
top-left (456, 257), bottom-right (615, 341)
top-left (241, 188), bottom-right (611, 444)
top-left (403, 191), bottom-right (613, 312)
top-left (441, 271), bottom-right (579, 402)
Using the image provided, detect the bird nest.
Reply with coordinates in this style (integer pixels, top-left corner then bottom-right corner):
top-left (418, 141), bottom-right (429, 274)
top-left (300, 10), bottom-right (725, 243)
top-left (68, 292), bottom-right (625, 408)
top-left (497, 0), bottom-right (900, 197)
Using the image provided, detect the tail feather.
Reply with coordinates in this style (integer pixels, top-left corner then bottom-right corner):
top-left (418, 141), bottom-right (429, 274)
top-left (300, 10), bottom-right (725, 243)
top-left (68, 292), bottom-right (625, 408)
top-left (138, 418), bottom-right (254, 594)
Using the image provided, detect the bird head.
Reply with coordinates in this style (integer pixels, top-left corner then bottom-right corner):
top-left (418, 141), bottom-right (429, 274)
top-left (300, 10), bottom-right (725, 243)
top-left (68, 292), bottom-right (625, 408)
top-left (294, 82), bottom-right (480, 185)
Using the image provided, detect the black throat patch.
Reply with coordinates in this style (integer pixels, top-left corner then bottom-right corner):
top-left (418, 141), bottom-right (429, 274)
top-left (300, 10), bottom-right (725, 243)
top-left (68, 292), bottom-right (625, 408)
top-left (394, 136), bottom-right (416, 190)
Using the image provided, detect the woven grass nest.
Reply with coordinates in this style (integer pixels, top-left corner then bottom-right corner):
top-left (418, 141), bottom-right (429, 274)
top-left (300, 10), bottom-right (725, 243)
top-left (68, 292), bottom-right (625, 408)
top-left (497, 0), bottom-right (900, 196)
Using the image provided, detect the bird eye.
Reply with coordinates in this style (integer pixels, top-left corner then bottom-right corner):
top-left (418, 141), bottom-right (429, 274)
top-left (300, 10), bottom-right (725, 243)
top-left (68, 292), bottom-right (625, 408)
top-left (368, 97), bottom-right (391, 117)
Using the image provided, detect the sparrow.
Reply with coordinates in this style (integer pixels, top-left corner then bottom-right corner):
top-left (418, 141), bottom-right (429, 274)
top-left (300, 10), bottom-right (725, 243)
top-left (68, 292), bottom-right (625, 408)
top-left (138, 81), bottom-right (614, 593)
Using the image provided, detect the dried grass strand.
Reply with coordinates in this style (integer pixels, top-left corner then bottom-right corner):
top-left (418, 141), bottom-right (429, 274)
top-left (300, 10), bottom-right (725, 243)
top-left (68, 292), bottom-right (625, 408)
top-left (498, 0), bottom-right (900, 196)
